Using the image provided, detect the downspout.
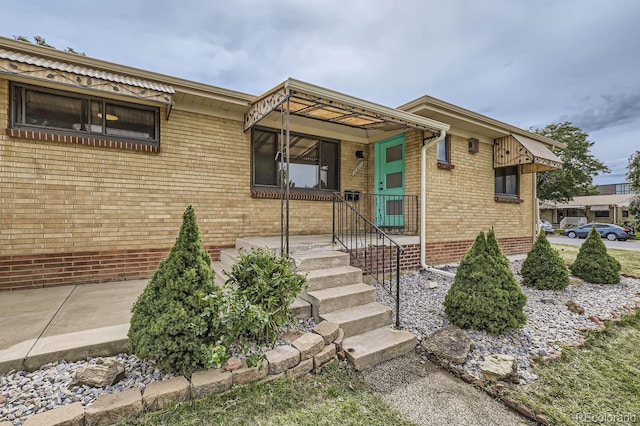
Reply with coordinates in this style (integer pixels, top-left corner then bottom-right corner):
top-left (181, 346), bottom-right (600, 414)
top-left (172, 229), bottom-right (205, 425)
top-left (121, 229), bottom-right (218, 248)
top-left (421, 130), bottom-right (446, 271)
top-left (533, 172), bottom-right (539, 242)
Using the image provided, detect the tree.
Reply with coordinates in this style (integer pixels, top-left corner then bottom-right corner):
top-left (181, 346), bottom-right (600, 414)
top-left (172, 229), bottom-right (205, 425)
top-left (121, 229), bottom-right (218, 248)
top-left (521, 232), bottom-right (569, 290)
top-left (13, 35), bottom-right (85, 55)
top-left (444, 231), bottom-right (526, 334)
top-left (569, 226), bottom-right (620, 284)
top-left (128, 205), bottom-right (218, 377)
top-left (533, 122), bottom-right (609, 202)
top-left (627, 151), bottom-right (640, 192)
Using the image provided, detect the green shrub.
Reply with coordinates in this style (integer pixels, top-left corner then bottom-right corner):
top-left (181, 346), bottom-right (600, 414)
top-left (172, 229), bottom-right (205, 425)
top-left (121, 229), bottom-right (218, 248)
top-left (444, 231), bottom-right (526, 334)
top-left (203, 248), bottom-right (306, 366)
top-left (486, 227), bottom-right (510, 269)
top-left (521, 232), bottom-right (569, 290)
top-left (128, 205), bottom-right (217, 377)
top-left (570, 226), bottom-right (621, 284)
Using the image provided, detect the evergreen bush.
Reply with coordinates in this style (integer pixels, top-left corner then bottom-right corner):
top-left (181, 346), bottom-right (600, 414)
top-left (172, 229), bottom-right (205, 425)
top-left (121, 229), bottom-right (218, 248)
top-left (444, 231), bottom-right (526, 334)
top-left (521, 232), bottom-right (569, 290)
top-left (570, 226), bottom-right (621, 284)
top-left (486, 227), bottom-right (510, 269)
top-left (128, 205), bottom-right (217, 377)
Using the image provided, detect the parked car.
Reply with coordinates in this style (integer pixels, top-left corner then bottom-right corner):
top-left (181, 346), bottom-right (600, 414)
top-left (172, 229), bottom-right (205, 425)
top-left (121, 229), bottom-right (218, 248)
top-left (561, 223), bottom-right (635, 241)
top-left (538, 219), bottom-right (553, 234)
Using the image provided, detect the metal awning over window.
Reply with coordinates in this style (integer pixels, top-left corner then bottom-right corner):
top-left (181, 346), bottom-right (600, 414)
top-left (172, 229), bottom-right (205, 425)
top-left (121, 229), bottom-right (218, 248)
top-left (0, 48), bottom-right (174, 105)
top-left (244, 78), bottom-right (448, 136)
top-left (590, 205), bottom-right (610, 211)
top-left (494, 134), bottom-right (562, 173)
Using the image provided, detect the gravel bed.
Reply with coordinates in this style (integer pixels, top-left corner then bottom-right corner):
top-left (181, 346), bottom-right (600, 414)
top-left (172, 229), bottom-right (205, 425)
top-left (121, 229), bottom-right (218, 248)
top-left (376, 260), bottom-right (640, 384)
top-left (0, 318), bottom-right (315, 425)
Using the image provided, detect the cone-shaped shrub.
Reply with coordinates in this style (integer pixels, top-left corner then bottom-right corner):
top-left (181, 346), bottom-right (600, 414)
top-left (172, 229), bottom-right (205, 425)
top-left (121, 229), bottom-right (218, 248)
top-left (128, 205), bottom-right (218, 377)
top-left (444, 231), bottom-right (527, 334)
top-left (486, 227), bottom-right (510, 269)
top-left (521, 232), bottom-right (569, 290)
top-left (570, 226), bottom-right (621, 284)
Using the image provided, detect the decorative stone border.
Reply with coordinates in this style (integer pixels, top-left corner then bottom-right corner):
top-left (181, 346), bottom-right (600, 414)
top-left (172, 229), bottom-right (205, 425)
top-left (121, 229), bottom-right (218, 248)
top-left (13, 321), bottom-right (343, 426)
top-left (417, 304), bottom-right (640, 426)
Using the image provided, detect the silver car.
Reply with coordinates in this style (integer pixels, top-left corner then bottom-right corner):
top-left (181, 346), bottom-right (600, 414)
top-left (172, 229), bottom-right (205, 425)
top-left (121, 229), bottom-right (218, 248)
top-left (539, 220), bottom-right (553, 234)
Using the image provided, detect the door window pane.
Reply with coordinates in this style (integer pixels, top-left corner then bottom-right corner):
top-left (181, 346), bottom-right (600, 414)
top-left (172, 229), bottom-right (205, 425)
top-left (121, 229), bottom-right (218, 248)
top-left (386, 199), bottom-right (403, 215)
top-left (386, 144), bottom-right (403, 162)
top-left (386, 172), bottom-right (403, 189)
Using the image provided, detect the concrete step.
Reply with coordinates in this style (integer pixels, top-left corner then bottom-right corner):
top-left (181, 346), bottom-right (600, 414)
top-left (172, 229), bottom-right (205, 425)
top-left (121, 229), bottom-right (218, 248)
top-left (212, 261), bottom-right (230, 286)
top-left (300, 265), bottom-right (363, 292)
top-left (304, 283), bottom-right (376, 319)
top-left (342, 326), bottom-right (418, 371)
top-left (219, 248), bottom-right (240, 267)
top-left (290, 297), bottom-right (312, 319)
top-left (319, 303), bottom-right (392, 338)
top-left (291, 251), bottom-right (351, 271)
top-left (235, 237), bottom-right (334, 255)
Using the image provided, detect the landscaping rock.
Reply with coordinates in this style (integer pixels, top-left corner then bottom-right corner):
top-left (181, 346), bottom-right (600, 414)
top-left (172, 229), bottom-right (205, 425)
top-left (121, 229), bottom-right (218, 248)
top-left (313, 344), bottom-right (336, 370)
top-left (427, 281), bottom-right (439, 289)
top-left (421, 326), bottom-right (473, 364)
top-left (223, 358), bottom-right (243, 371)
top-left (85, 389), bottom-right (142, 426)
top-left (569, 276), bottom-right (584, 286)
top-left (292, 332), bottom-right (325, 360)
top-left (333, 328), bottom-right (344, 350)
top-left (190, 368), bottom-right (232, 398)
top-left (22, 401), bottom-right (84, 426)
top-left (265, 346), bottom-right (300, 375)
top-left (479, 354), bottom-right (518, 383)
top-left (312, 321), bottom-right (339, 345)
top-left (565, 300), bottom-right (585, 314)
top-left (142, 376), bottom-right (190, 410)
top-left (72, 358), bottom-right (125, 388)
top-left (232, 360), bottom-right (268, 385)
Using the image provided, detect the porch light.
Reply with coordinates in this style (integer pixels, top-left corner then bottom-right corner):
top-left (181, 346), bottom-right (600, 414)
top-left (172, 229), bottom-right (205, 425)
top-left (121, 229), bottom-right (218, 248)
top-left (355, 150), bottom-right (364, 159)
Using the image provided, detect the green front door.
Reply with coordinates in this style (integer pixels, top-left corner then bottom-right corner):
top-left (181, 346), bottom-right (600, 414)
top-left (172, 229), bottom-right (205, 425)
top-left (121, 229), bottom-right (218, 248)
top-left (374, 134), bottom-right (405, 229)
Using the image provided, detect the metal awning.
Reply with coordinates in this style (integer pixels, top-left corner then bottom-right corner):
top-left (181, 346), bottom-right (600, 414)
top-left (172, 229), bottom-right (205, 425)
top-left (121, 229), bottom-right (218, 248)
top-left (494, 134), bottom-right (562, 173)
top-left (243, 78), bottom-right (449, 135)
top-left (0, 48), bottom-right (174, 105)
top-left (589, 205), bottom-right (610, 211)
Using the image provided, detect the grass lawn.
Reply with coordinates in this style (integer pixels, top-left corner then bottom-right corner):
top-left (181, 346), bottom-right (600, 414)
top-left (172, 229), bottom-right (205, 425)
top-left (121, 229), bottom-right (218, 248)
top-left (551, 243), bottom-right (640, 277)
top-left (504, 310), bottom-right (640, 425)
top-left (127, 362), bottom-right (415, 426)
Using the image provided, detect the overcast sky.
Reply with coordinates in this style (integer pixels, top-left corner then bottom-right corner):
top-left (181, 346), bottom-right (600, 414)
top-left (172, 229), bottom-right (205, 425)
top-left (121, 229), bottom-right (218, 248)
top-left (4, 0), bottom-right (639, 184)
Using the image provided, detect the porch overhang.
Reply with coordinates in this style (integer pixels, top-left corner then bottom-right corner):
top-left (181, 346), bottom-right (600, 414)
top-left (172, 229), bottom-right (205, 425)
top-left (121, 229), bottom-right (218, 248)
top-left (494, 134), bottom-right (562, 173)
top-left (0, 48), bottom-right (175, 105)
top-left (243, 78), bottom-right (449, 136)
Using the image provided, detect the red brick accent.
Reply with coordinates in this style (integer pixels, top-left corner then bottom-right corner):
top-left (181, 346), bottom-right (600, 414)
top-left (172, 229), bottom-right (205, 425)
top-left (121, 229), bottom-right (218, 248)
top-left (251, 189), bottom-right (333, 201)
top-left (5, 128), bottom-right (160, 153)
top-left (0, 245), bottom-right (233, 291)
top-left (347, 237), bottom-right (532, 274)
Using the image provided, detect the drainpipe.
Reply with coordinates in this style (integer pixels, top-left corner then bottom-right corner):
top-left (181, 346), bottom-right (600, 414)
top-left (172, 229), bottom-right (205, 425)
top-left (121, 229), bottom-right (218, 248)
top-left (421, 130), bottom-right (446, 270)
top-left (533, 173), bottom-right (539, 242)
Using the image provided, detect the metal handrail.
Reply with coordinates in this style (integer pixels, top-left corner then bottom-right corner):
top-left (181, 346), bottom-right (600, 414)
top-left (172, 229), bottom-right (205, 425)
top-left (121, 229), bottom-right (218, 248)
top-left (332, 192), bottom-right (404, 327)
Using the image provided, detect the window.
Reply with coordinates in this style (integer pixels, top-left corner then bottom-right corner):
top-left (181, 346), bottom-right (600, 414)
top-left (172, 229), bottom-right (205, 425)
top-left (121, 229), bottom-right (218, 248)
top-left (623, 210), bottom-right (629, 218)
top-left (595, 211), bottom-right (610, 218)
top-left (437, 135), bottom-right (450, 163)
top-left (252, 128), bottom-right (339, 190)
top-left (494, 166), bottom-right (519, 197)
top-left (11, 83), bottom-right (159, 145)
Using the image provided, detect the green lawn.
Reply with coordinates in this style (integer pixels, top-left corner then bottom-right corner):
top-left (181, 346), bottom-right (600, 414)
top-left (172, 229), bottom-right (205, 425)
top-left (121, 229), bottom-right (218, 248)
top-left (127, 362), bottom-right (415, 426)
top-left (551, 243), bottom-right (640, 277)
top-left (504, 310), bottom-right (640, 425)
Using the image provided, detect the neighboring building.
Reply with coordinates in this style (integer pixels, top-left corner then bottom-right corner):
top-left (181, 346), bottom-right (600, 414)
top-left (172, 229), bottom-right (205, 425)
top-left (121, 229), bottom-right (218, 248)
top-left (0, 36), bottom-right (563, 290)
top-left (540, 194), bottom-right (635, 227)
top-left (598, 182), bottom-right (637, 195)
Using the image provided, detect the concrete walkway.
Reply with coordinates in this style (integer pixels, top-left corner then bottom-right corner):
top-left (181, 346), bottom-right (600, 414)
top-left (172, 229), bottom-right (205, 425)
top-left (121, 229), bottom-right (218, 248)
top-left (0, 279), bottom-right (146, 373)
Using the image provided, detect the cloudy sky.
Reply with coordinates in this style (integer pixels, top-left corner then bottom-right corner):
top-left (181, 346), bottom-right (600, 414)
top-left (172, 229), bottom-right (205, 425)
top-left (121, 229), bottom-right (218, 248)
top-left (4, 0), bottom-right (639, 184)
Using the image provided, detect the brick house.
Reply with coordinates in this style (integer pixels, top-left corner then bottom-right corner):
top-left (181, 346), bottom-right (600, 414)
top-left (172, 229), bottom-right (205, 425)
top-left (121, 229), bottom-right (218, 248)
top-left (0, 36), bottom-right (563, 290)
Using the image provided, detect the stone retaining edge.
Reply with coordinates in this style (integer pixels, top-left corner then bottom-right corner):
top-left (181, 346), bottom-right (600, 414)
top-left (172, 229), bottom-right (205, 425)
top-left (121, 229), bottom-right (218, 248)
top-left (19, 325), bottom-right (342, 426)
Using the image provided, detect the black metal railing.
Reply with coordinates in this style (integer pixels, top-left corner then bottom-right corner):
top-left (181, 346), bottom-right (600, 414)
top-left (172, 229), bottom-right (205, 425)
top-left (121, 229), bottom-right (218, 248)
top-left (332, 192), bottom-right (404, 327)
top-left (340, 192), bottom-right (418, 235)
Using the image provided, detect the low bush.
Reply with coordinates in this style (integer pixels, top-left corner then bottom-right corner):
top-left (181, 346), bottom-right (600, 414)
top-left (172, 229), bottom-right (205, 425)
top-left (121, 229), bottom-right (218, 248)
top-left (444, 231), bottom-right (526, 334)
top-left (128, 205), bottom-right (217, 377)
top-left (521, 232), bottom-right (569, 290)
top-left (570, 226), bottom-right (621, 284)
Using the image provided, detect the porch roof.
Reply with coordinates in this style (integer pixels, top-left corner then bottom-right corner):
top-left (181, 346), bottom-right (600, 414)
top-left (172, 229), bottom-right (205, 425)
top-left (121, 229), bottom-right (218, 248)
top-left (243, 78), bottom-right (450, 136)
